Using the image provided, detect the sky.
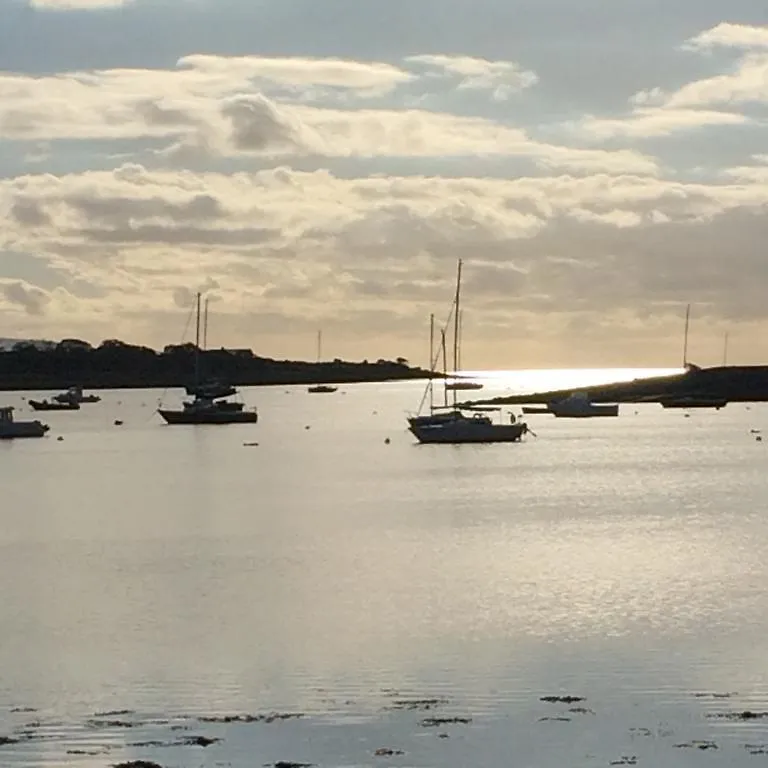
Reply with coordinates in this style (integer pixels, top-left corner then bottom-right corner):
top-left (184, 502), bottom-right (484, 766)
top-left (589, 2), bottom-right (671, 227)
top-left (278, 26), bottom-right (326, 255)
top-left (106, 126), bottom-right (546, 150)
top-left (0, 0), bottom-right (767, 369)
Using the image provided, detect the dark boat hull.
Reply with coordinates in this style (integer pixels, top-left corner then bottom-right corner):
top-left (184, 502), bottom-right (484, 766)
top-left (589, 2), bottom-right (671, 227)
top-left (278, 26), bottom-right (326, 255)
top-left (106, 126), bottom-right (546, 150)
top-left (660, 397), bottom-right (728, 409)
top-left (409, 420), bottom-right (527, 444)
top-left (29, 400), bottom-right (80, 411)
top-left (158, 408), bottom-right (258, 425)
top-left (0, 423), bottom-right (49, 439)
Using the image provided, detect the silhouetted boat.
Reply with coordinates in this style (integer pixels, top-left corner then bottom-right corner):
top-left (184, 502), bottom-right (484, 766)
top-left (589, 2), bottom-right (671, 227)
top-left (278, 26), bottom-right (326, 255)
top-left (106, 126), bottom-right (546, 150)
top-left (53, 386), bottom-right (100, 404)
top-left (521, 405), bottom-right (550, 415)
top-left (158, 293), bottom-right (258, 425)
top-left (549, 392), bottom-right (619, 418)
top-left (0, 406), bottom-right (49, 438)
top-left (407, 260), bottom-right (530, 444)
top-left (660, 395), bottom-right (728, 410)
top-left (29, 399), bottom-right (80, 411)
top-left (307, 331), bottom-right (338, 394)
top-left (409, 409), bottom-right (528, 443)
top-left (308, 384), bottom-right (338, 394)
top-left (158, 399), bottom-right (258, 424)
top-left (444, 380), bottom-right (484, 391)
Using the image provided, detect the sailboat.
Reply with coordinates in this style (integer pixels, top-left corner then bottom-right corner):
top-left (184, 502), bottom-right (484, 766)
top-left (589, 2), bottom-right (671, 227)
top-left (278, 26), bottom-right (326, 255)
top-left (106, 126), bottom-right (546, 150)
top-left (660, 303), bottom-right (727, 410)
top-left (158, 293), bottom-right (258, 425)
top-left (407, 260), bottom-right (530, 444)
top-left (308, 330), bottom-right (338, 393)
top-left (184, 298), bottom-right (237, 400)
top-left (444, 310), bottom-right (484, 391)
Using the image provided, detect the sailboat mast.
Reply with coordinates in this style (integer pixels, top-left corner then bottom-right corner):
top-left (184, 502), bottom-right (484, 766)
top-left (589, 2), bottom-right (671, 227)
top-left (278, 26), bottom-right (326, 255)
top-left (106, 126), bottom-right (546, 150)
top-left (458, 309), bottom-right (463, 372)
top-left (452, 259), bottom-right (463, 408)
top-left (723, 332), bottom-right (729, 367)
top-left (194, 292), bottom-right (201, 384)
top-left (440, 328), bottom-right (448, 408)
top-left (428, 313), bottom-right (435, 413)
top-left (317, 329), bottom-right (322, 363)
top-left (203, 298), bottom-right (209, 351)
top-left (682, 303), bottom-right (690, 368)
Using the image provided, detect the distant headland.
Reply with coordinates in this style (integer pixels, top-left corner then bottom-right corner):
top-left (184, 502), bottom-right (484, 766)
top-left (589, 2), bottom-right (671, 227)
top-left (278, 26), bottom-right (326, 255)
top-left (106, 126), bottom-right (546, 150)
top-left (0, 338), bottom-right (434, 392)
top-left (459, 363), bottom-right (768, 407)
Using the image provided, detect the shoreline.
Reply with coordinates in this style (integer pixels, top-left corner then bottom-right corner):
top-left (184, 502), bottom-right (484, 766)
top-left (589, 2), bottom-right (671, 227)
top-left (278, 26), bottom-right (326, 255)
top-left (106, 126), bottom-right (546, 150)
top-left (459, 364), bottom-right (768, 406)
top-left (0, 341), bottom-right (436, 392)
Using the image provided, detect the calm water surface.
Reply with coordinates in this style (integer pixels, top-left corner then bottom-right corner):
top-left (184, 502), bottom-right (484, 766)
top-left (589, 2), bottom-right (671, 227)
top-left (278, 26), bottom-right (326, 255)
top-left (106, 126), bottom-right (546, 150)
top-left (1, 371), bottom-right (768, 767)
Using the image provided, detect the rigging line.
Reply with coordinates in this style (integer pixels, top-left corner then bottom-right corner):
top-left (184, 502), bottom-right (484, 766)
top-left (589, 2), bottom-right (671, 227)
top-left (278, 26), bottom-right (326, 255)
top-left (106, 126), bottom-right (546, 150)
top-left (158, 298), bottom-right (197, 407)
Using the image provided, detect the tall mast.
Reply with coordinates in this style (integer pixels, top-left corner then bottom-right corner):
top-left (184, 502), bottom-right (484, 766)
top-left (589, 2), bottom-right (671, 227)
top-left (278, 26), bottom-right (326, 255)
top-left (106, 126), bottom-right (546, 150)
top-left (682, 303), bottom-right (690, 368)
top-left (428, 313), bottom-right (435, 413)
top-left (316, 329), bottom-right (322, 362)
top-left (723, 331), bottom-right (729, 367)
top-left (194, 292), bottom-right (201, 384)
top-left (440, 328), bottom-right (448, 408)
top-left (203, 297), bottom-right (209, 351)
top-left (458, 309), bottom-right (463, 372)
top-left (452, 259), bottom-right (463, 408)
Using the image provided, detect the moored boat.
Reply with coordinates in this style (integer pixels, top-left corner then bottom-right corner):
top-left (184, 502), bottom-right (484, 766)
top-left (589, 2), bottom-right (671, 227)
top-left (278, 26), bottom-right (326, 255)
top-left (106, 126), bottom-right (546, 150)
top-left (29, 399), bottom-right (80, 411)
top-left (158, 293), bottom-right (258, 426)
top-left (549, 392), bottom-right (619, 418)
top-left (407, 259), bottom-right (531, 445)
top-left (53, 386), bottom-right (101, 404)
top-left (0, 406), bottom-right (49, 438)
top-left (308, 384), bottom-right (338, 394)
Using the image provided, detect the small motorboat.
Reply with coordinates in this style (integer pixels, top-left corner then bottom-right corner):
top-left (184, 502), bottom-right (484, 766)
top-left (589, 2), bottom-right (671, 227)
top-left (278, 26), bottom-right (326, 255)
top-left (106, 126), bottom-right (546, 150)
top-left (548, 392), bottom-right (619, 418)
top-left (29, 399), bottom-right (81, 411)
top-left (444, 380), bottom-right (484, 391)
top-left (53, 386), bottom-right (101, 404)
top-left (308, 384), bottom-right (338, 394)
top-left (0, 406), bottom-right (49, 438)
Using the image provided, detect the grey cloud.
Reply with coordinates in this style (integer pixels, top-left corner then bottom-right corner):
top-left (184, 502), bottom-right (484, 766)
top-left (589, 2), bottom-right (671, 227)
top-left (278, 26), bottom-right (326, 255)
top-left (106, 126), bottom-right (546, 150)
top-left (68, 193), bottom-right (225, 224)
top-left (1, 280), bottom-right (50, 315)
top-left (11, 198), bottom-right (50, 227)
top-left (222, 95), bottom-right (309, 153)
top-left (135, 98), bottom-right (199, 127)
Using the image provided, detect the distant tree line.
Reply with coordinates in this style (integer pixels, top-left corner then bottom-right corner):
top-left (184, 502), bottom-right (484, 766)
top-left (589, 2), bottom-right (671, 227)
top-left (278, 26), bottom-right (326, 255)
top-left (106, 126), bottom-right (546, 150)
top-left (0, 338), bottom-right (430, 391)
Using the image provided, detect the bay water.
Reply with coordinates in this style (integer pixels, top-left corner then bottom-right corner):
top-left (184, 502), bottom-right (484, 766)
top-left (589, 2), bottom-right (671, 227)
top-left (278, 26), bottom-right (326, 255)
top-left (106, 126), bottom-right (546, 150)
top-left (1, 369), bottom-right (767, 767)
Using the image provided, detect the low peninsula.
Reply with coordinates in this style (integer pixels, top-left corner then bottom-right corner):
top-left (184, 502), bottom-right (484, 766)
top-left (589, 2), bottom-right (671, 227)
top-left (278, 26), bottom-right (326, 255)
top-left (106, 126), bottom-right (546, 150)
top-left (0, 338), bottom-right (433, 392)
top-left (459, 364), bottom-right (768, 407)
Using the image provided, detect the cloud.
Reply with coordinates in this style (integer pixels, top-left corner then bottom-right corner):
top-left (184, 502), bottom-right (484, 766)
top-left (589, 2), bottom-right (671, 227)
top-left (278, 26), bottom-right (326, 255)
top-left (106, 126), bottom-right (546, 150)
top-left (631, 25), bottom-right (768, 109)
top-left (179, 54), bottom-right (414, 96)
top-left (2, 18), bottom-right (768, 366)
top-left (577, 107), bottom-right (750, 139)
top-left (0, 280), bottom-right (50, 315)
top-left (570, 25), bottom-right (767, 145)
top-left (405, 54), bottom-right (538, 100)
top-left (682, 23), bottom-right (768, 52)
top-left (0, 61), bottom-right (656, 173)
top-left (2, 163), bottom-right (768, 366)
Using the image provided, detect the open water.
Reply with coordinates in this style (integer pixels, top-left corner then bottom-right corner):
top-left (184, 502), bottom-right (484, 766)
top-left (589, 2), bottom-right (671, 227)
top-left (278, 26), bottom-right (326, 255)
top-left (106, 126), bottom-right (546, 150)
top-left (1, 369), bottom-right (768, 767)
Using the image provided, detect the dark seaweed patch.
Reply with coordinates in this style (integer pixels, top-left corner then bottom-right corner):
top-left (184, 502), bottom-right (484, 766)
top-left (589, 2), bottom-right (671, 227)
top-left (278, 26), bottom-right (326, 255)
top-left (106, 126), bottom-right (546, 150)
top-left (674, 740), bottom-right (718, 750)
top-left (200, 712), bottom-right (304, 724)
top-left (708, 711), bottom-right (768, 721)
top-left (540, 695), bottom-right (585, 704)
top-left (419, 716), bottom-right (471, 727)
top-left (387, 698), bottom-right (449, 711)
